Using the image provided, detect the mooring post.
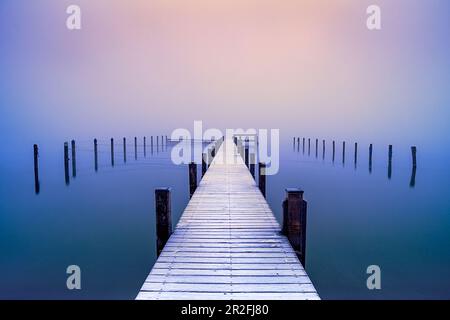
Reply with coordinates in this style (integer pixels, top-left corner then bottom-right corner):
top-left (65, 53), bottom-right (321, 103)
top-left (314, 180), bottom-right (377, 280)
top-left (322, 140), bottom-right (325, 160)
top-left (250, 153), bottom-right (256, 178)
top-left (342, 141), bottom-right (346, 165)
top-left (71, 140), bottom-right (76, 178)
top-left (155, 188), bottom-right (172, 257)
top-left (354, 142), bottom-right (358, 168)
top-left (33, 144), bottom-right (40, 194)
top-left (315, 139), bottom-right (318, 158)
top-left (94, 139), bottom-right (98, 172)
top-left (111, 138), bottom-right (115, 167)
top-left (157, 136), bottom-right (159, 152)
top-left (151, 136), bottom-right (154, 154)
top-left (202, 152), bottom-right (207, 177)
top-left (282, 188), bottom-right (307, 267)
top-left (134, 137), bottom-right (137, 160)
top-left (144, 137), bottom-right (147, 157)
top-left (123, 137), bottom-right (127, 163)
top-left (297, 137), bottom-right (300, 152)
top-left (388, 145), bottom-right (393, 179)
top-left (369, 144), bottom-right (373, 173)
top-left (189, 162), bottom-right (197, 198)
top-left (308, 138), bottom-right (311, 156)
top-left (411, 146), bottom-right (417, 168)
top-left (64, 142), bottom-right (70, 185)
top-left (258, 162), bottom-right (266, 198)
top-left (302, 138), bottom-right (305, 154)
top-left (332, 140), bottom-right (336, 163)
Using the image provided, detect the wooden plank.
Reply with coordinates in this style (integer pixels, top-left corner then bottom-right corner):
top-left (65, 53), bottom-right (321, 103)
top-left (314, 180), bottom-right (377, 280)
top-left (137, 138), bottom-right (319, 300)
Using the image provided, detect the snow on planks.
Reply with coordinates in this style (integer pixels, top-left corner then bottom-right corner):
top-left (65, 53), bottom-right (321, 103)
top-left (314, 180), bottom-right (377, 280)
top-left (136, 139), bottom-right (319, 300)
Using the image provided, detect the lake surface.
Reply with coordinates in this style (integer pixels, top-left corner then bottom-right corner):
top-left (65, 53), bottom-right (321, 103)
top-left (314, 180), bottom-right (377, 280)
top-left (1, 136), bottom-right (449, 299)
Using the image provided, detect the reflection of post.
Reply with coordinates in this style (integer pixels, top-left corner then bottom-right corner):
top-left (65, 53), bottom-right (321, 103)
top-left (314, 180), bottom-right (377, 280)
top-left (189, 162), bottom-right (197, 198)
top-left (388, 145), bottom-right (393, 179)
top-left (258, 162), bottom-right (266, 198)
top-left (111, 138), bottom-right (115, 167)
top-left (155, 188), bottom-right (172, 257)
top-left (94, 139), bottom-right (98, 172)
top-left (410, 146), bottom-right (417, 187)
top-left (369, 144), bottom-right (373, 173)
top-left (282, 188), bottom-right (307, 267)
top-left (71, 140), bottom-right (76, 178)
top-left (64, 142), bottom-right (70, 185)
top-left (34, 144), bottom-right (40, 194)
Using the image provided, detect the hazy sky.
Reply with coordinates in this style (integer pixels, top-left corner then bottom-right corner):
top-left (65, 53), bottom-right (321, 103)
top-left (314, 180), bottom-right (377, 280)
top-left (1, 0), bottom-right (449, 146)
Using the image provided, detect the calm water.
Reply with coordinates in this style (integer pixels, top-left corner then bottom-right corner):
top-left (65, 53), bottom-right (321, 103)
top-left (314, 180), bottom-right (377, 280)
top-left (1, 136), bottom-right (449, 299)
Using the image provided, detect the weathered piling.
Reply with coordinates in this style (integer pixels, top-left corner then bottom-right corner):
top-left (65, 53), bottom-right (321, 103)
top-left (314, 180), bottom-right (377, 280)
top-left (388, 145), bottom-right (393, 179)
top-left (410, 148), bottom-right (417, 187)
top-left (369, 144), bottom-right (373, 173)
top-left (411, 146), bottom-right (417, 168)
top-left (250, 153), bottom-right (256, 179)
top-left (155, 188), bottom-right (172, 257)
top-left (94, 139), bottom-right (98, 172)
top-left (134, 137), bottom-right (138, 160)
top-left (157, 136), bottom-right (159, 152)
top-left (201, 152), bottom-right (207, 178)
top-left (297, 137), bottom-right (300, 152)
top-left (151, 136), bottom-right (154, 154)
top-left (258, 162), bottom-right (266, 198)
top-left (33, 144), bottom-right (40, 194)
top-left (110, 138), bottom-right (115, 167)
top-left (123, 137), bottom-right (127, 163)
top-left (71, 140), bottom-right (76, 177)
top-left (282, 188), bottom-right (307, 267)
top-left (189, 162), bottom-right (197, 198)
top-left (302, 138), bottom-right (305, 154)
top-left (64, 142), bottom-right (70, 185)
top-left (308, 138), bottom-right (311, 156)
top-left (354, 142), bottom-right (358, 168)
top-left (315, 139), bottom-right (318, 158)
top-left (342, 141), bottom-right (346, 165)
top-left (322, 140), bottom-right (325, 160)
top-left (144, 137), bottom-right (147, 157)
top-left (332, 140), bottom-right (336, 163)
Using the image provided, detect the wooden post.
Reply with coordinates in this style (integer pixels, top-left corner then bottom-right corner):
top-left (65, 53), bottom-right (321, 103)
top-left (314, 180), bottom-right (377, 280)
top-left (388, 145), bottom-right (393, 179)
top-left (33, 144), bottom-right (40, 194)
top-left (202, 152), bottom-right (207, 177)
top-left (297, 137), bottom-right (300, 152)
top-left (94, 139), bottom-right (98, 172)
top-left (369, 144), bottom-right (373, 173)
top-left (342, 141), bottom-right (346, 165)
top-left (71, 140), bottom-right (76, 178)
top-left (411, 146), bottom-right (417, 168)
top-left (64, 142), bottom-right (70, 185)
top-left (111, 138), bottom-right (115, 167)
top-left (308, 138), bottom-right (311, 156)
top-left (151, 136), bottom-right (154, 154)
top-left (144, 137), bottom-right (147, 158)
top-left (282, 188), bottom-right (307, 267)
top-left (258, 162), bottom-right (266, 198)
top-left (315, 139), bottom-right (318, 158)
top-left (354, 142), bottom-right (358, 168)
top-left (332, 140), bottom-right (336, 163)
top-left (189, 162), bottom-right (197, 198)
top-left (250, 153), bottom-right (256, 179)
top-left (155, 188), bottom-right (172, 256)
top-left (212, 146), bottom-right (216, 158)
top-left (134, 137), bottom-right (137, 160)
top-left (157, 136), bottom-right (159, 152)
top-left (322, 140), bottom-right (325, 160)
top-left (302, 138), bottom-right (305, 154)
top-left (123, 137), bottom-right (127, 163)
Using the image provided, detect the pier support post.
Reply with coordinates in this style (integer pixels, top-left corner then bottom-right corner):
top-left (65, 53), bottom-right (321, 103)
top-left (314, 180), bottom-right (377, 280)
top-left (250, 153), bottom-right (256, 178)
top-left (123, 137), bottom-right (127, 163)
top-left (189, 162), bottom-right (197, 198)
top-left (64, 142), bottom-right (70, 185)
top-left (202, 153), bottom-right (207, 177)
top-left (94, 139), bottom-right (98, 172)
top-left (258, 162), bottom-right (266, 198)
top-left (282, 188), bottom-right (307, 267)
top-left (155, 188), bottom-right (172, 257)
top-left (111, 138), bottom-right (115, 167)
top-left (71, 140), bottom-right (76, 177)
top-left (34, 144), bottom-right (40, 194)
top-left (245, 146), bottom-right (249, 168)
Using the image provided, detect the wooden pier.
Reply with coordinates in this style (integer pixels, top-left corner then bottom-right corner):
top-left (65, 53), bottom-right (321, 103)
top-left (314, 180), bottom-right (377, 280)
top-left (136, 139), bottom-right (319, 300)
